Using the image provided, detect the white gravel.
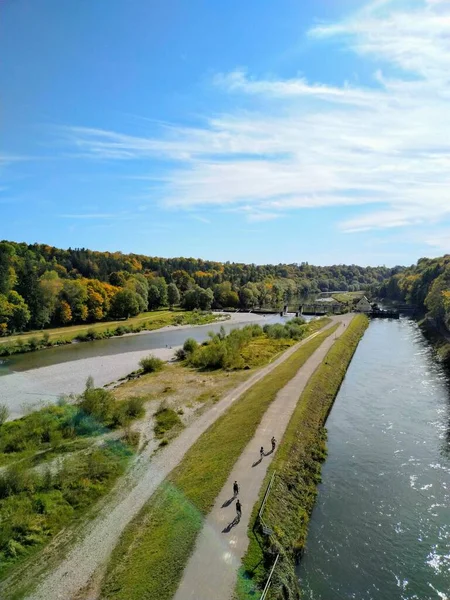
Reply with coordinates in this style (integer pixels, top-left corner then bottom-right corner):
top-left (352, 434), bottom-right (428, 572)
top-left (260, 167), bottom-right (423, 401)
top-left (0, 312), bottom-right (270, 420)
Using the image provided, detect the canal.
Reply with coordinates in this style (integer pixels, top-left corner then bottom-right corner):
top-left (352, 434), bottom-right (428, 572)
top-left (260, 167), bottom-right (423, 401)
top-left (298, 318), bottom-right (450, 600)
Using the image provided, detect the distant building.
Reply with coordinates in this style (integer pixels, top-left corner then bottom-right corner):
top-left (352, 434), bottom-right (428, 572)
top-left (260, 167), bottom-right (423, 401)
top-left (355, 296), bottom-right (372, 313)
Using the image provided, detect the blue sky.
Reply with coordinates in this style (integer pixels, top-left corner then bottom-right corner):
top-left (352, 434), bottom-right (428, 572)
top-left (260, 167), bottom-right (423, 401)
top-left (1, 0), bottom-right (450, 267)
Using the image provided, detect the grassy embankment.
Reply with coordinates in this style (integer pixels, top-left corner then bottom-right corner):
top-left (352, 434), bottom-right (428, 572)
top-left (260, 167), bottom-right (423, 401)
top-left (0, 309), bottom-right (224, 357)
top-left (0, 384), bottom-right (145, 579)
top-left (236, 314), bottom-right (369, 600)
top-left (100, 324), bottom-right (339, 600)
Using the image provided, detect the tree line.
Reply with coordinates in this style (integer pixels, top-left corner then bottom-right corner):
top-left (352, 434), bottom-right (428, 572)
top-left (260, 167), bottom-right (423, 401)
top-left (0, 240), bottom-right (397, 335)
top-left (379, 254), bottom-right (450, 331)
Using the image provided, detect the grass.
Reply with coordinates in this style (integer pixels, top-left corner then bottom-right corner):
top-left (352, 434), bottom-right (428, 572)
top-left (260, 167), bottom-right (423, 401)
top-left (0, 390), bottom-right (144, 466)
top-left (332, 291), bottom-right (365, 304)
top-left (0, 309), bottom-right (225, 356)
top-left (154, 407), bottom-right (183, 439)
top-left (0, 441), bottom-right (133, 581)
top-left (236, 314), bottom-right (369, 600)
top-left (100, 323), bottom-right (338, 600)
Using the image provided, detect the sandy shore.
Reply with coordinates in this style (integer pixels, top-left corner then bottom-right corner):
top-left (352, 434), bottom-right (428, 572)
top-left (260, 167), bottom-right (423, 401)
top-left (0, 312), bottom-right (271, 420)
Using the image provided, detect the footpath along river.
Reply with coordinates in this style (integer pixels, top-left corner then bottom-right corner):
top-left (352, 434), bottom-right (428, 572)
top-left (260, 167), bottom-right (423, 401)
top-left (0, 313), bottom-right (289, 419)
top-left (298, 318), bottom-right (450, 600)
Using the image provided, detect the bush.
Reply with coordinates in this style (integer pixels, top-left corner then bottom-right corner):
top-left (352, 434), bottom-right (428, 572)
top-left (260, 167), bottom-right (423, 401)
top-left (125, 397), bottom-right (145, 418)
top-left (154, 407), bottom-right (182, 438)
top-left (0, 404), bottom-right (9, 425)
top-left (77, 388), bottom-right (116, 426)
top-left (183, 338), bottom-right (198, 355)
top-left (175, 348), bottom-right (186, 361)
top-left (140, 354), bottom-right (164, 373)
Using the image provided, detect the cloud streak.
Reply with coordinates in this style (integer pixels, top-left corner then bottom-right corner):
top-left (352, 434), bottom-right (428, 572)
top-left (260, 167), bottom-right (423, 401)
top-left (62, 0), bottom-right (450, 230)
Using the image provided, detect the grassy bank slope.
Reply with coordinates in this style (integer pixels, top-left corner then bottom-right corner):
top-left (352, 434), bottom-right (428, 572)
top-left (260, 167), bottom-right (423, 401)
top-left (237, 314), bottom-right (369, 600)
top-left (101, 324), bottom-right (339, 600)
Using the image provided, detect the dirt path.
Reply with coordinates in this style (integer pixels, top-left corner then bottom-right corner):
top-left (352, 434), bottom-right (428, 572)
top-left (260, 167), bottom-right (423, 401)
top-left (173, 314), bottom-right (354, 600)
top-left (1, 319), bottom-right (341, 600)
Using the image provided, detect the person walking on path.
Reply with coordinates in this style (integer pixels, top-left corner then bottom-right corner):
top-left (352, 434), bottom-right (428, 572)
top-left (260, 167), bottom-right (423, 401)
top-left (236, 499), bottom-right (242, 521)
top-left (233, 481), bottom-right (239, 497)
top-left (271, 436), bottom-right (276, 452)
top-left (260, 446), bottom-right (264, 460)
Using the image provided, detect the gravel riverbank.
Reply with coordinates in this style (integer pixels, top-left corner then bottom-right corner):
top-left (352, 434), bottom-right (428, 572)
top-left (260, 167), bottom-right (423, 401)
top-left (0, 312), bottom-right (272, 420)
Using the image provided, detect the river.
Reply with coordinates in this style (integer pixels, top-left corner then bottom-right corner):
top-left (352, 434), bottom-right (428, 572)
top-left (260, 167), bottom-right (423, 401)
top-left (298, 318), bottom-right (450, 600)
top-left (0, 313), bottom-right (289, 419)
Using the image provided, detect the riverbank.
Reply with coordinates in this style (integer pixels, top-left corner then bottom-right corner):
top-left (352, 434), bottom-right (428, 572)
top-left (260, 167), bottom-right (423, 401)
top-left (418, 317), bottom-right (450, 370)
top-left (237, 314), bottom-right (369, 600)
top-left (0, 310), bottom-right (228, 358)
top-left (0, 312), bottom-right (278, 420)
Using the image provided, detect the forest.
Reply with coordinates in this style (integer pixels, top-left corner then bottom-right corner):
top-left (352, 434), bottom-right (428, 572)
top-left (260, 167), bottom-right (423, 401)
top-left (0, 240), bottom-right (397, 335)
top-left (379, 254), bottom-right (450, 332)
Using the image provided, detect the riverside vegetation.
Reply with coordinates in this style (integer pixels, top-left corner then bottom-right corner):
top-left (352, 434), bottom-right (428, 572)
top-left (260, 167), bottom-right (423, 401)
top-left (0, 239), bottom-right (394, 336)
top-left (379, 254), bottom-right (450, 366)
top-left (236, 314), bottom-right (369, 600)
top-left (0, 309), bottom-right (222, 357)
top-left (0, 384), bottom-right (146, 579)
top-left (100, 322), bottom-right (337, 600)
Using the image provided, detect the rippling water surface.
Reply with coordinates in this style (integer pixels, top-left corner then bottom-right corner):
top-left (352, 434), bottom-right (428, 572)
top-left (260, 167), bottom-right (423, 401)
top-left (299, 319), bottom-right (450, 600)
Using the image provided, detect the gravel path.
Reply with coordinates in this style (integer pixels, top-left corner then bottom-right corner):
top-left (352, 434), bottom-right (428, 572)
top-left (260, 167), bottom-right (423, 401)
top-left (173, 315), bottom-right (354, 600)
top-left (4, 318), bottom-right (340, 600)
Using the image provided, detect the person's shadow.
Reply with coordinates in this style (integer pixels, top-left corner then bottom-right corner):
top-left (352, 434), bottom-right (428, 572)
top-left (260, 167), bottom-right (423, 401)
top-left (222, 515), bottom-right (240, 533)
top-left (221, 495), bottom-right (236, 508)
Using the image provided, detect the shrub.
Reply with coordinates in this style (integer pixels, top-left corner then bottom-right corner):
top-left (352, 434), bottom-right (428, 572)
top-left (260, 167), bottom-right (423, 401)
top-left (175, 348), bottom-right (186, 361)
top-left (125, 397), bottom-right (145, 419)
top-left (183, 337), bottom-right (198, 355)
top-left (77, 388), bottom-right (116, 426)
top-left (0, 404), bottom-right (9, 425)
top-left (154, 407), bottom-right (182, 438)
top-left (140, 354), bottom-right (164, 373)
top-left (28, 337), bottom-right (39, 350)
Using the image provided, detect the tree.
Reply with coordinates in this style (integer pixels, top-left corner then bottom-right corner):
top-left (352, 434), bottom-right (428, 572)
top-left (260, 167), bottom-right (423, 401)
top-left (57, 300), bottom-right (72, 324)
top-left (7, 291), bottom-right (31, 332)
top-left (0, 242), bottom-right (17, 295)
top-left (126, 275), bottom-right (148, 312)
top-left (167, 282), bottom-right (180, 308)
top-left (147, 285), bottom-right (161, 310)
top-left (110, 288), bottom-right (141, 318)
top-left (240, 287), bottom-right (255, 309)
top-left (39, 271), bottom-right (63, 326)
top-left (172, 270), bottom-right (194, 292)
top-left (61, 280), bottom-right (89, 322)
top-left (198, 287), bottom-right (214, 310)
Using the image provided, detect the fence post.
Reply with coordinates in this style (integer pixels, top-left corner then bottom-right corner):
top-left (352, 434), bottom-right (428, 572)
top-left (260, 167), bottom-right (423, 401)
top-left (260, 553), bottom-right (280, 600)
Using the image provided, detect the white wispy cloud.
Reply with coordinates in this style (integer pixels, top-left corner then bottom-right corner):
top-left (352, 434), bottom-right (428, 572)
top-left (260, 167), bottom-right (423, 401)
top-left (62, 0), bottom-right (450, 230)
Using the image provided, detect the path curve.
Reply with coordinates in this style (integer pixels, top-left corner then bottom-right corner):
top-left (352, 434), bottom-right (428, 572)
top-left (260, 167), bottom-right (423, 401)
top-left (174, 314), bottom-right (354, 600)
top-left (2, 318), bottom-right (341, 600)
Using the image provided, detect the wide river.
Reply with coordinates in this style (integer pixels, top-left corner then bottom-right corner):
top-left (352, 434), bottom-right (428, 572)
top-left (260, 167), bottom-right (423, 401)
top-left (299, 318), bottom-right (450, 600)
top-left (0, 313), bottom-right (288, 419)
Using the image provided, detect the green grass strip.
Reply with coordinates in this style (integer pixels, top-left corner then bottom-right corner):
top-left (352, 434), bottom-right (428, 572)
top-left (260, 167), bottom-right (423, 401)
top-left (236, 314), bottom-right (369, 600)
top-left (101, 323), bottom-right (339, 600)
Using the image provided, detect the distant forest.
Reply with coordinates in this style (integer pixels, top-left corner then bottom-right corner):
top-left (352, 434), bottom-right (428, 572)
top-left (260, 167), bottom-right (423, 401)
top-left (0, 240), bottom-right (398, 335)
top-left (380, 255), bottom-right (450, 332)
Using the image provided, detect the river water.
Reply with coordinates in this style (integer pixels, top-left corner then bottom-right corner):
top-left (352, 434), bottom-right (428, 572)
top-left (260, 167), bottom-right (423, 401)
top-left (298, 318), bottom-right (450, 600)
top-left (0, 313), bottom-right (289, 419)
